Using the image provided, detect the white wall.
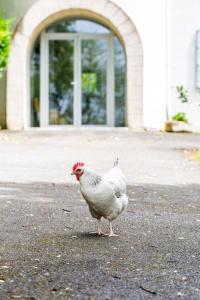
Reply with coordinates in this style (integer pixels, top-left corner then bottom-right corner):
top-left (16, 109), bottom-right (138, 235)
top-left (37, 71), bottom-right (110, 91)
top-left (168, 0), bottom-right (200, 126)
top-left (113, 0), bottom-right (167, 129)
top-left (114, 0), bottom-right (200, 129)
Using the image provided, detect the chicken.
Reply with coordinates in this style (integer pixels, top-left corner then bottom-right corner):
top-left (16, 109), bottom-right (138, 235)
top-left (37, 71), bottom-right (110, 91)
top-left (71, 159), bottom-right (128, 237)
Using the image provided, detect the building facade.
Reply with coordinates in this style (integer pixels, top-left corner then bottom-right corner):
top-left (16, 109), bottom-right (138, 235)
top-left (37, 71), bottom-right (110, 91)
top-left (0, 0), bottom-right (200, 130)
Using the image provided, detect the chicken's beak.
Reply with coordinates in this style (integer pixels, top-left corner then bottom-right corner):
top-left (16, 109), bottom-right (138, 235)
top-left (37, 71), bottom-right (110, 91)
top-left (71, 171), bottom-right (75, 175)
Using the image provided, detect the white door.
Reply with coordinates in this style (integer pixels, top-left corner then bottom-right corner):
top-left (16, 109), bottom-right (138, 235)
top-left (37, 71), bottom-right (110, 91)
top-left (40, 33), bottom-right (114, 127)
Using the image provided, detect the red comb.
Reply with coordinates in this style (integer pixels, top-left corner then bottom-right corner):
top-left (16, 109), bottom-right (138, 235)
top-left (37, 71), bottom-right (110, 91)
top-left (73, 162), bottom-right (84, 171)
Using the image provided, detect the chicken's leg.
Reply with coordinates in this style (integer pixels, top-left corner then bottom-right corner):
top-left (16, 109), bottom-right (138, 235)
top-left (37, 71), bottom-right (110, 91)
top-left (97, 219), bottom-right (102, 235)
top-left (109, 221), bottom-right (119, 237)
top-left (97, 219), bottom-right (107, 236)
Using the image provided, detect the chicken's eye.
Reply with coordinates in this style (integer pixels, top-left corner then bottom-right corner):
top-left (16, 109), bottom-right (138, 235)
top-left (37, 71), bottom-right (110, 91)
top-left (76, 168), bottom-right (81, 172)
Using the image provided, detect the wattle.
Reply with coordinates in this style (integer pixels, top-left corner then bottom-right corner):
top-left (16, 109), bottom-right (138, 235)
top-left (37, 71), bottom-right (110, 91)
top-left (75, 174), bottom-right (80, 181)
top-left (75, 171), bottom-right (84, 181)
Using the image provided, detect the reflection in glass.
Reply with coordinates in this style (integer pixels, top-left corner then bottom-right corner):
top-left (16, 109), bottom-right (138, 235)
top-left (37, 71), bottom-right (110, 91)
top-left (47, 19), bottom-right (110, 34)
top-left (115, 38), bottom-right (126, 126)
top-left (81, 40), bottom-right (107, 125)
top-left (30, 39), bottom-right (40, 127)
top-left (49, 40), bottom-right (74, 125)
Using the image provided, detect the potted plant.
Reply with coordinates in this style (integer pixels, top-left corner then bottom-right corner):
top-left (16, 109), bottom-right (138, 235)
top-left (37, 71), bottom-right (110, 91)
top-left (164, 86), bottom-right (191, 132)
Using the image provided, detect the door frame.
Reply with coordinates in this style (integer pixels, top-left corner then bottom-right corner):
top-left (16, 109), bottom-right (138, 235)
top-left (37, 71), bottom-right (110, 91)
top-left (40, 32), bottom-right (115, 127)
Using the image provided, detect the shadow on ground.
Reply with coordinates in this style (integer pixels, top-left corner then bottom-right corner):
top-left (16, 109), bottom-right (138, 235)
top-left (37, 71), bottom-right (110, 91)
top-left (0, 182), bottom-right (200, 299)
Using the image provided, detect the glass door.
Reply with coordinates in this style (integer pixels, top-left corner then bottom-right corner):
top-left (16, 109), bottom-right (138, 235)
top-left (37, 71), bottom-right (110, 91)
top-left (40, 33), bottom-right (114, 127)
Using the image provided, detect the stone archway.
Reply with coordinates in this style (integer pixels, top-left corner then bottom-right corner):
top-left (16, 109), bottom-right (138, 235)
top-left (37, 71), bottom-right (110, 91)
top-left (7, 0), bottom-right (143, 130)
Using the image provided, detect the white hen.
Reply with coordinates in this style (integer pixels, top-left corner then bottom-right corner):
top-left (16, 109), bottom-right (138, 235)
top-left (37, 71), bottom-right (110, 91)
top-left (71, 159), bottom-right (128, 236)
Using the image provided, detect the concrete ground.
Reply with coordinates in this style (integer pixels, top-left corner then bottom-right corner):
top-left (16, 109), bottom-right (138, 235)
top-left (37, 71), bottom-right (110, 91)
top-left (0, 129), bottom-right (200, 299)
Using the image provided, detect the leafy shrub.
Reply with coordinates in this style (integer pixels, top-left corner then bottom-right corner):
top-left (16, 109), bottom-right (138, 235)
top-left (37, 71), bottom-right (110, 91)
top-left (172, 112), bottom-right (188, 123)
top-left (0, 16), bottom-right (12, 78)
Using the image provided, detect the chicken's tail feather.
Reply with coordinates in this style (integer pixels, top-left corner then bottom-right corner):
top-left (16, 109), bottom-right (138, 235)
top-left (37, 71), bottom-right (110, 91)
top-left (113, 157), bottom-right (119, 167)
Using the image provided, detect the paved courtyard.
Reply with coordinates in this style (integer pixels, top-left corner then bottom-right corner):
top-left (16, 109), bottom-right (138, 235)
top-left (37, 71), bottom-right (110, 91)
top-left (0, 130), bottom-right (200, 299)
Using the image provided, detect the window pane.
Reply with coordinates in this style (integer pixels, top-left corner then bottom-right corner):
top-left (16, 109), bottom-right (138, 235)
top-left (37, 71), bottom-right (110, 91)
top-left (115, 37), bottom-right (126, 126)
top-left (81, 39), bottom-right (107, 125)
top-left (30, 39), bottom-right (40, 127)
top-left (47, 19), bottom-right (110, 34)
top-left (49, 40), bottom-right (74, 125)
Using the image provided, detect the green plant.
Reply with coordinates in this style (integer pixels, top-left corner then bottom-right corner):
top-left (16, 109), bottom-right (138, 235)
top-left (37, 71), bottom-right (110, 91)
top-left (0, 16), bottom-right (12, 78)
top-left (172, 112), bottom-right (188, 123)
top-left (176, 85), bottom-right (189, 103)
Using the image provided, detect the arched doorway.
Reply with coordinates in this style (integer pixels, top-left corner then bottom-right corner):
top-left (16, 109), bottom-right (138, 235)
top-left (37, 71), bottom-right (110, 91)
top-left (7, 0), bottom-right (143, 130)
top-left (31, 18), bottom-right (126, 127)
